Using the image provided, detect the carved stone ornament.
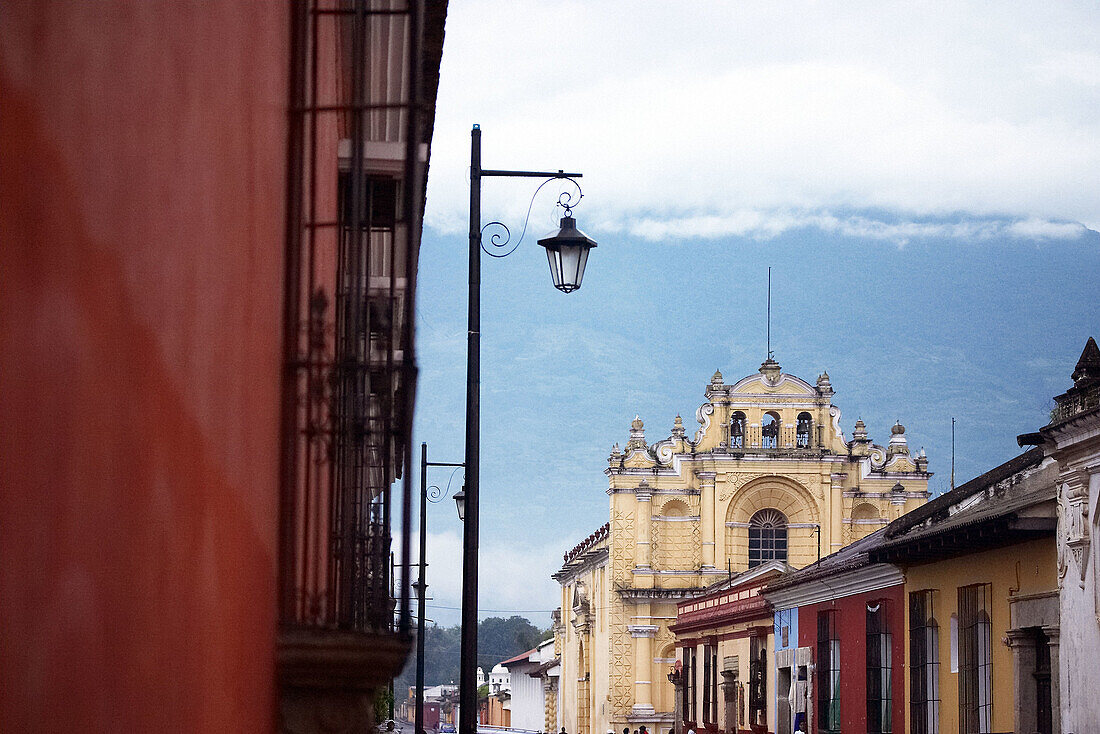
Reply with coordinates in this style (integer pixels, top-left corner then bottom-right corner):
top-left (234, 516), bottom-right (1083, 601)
top-left (695, 402), bottom-right (714, 444)
top-left (1059, 472), bottom-right (1091, 586)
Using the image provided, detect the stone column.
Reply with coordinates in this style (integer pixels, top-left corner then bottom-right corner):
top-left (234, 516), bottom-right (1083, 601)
top-left (721, 666), bottom-right (739, 734)
top-left (629, 625), bottom-right (658, 715)
top-left (636, 482), bottom-right (653, 587)
top-left (1006, 628), bottom-right (1037, 734)
top-left (698, 472), bottom-right (716, 569)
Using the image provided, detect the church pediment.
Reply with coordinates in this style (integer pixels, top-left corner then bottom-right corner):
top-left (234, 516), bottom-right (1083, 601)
top-left (728, 373), bottom-right (817, 396)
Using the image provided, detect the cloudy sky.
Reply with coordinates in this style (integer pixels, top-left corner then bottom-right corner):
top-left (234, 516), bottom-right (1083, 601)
top-left (402, 1), bottom-right (1100, 634)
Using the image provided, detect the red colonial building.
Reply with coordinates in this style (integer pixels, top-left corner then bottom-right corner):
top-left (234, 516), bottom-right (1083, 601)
top-left (672, 561), bottom-right (790, 734)
top-left (761, 531), bottom-right (906, 734)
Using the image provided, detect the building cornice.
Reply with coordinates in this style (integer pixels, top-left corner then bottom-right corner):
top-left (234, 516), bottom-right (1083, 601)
top-left (617, 587), bottom-right (706, 603)
top-left (553, 547), bottom-right (609, 583)
top-left (761, 563), bottom-right (903, 610)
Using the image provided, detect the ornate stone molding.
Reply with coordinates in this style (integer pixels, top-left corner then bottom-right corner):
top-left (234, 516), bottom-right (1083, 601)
top-left (627, 624), bottom-right (658, 638)
top-left (694, 402), bottom-right (714, 444)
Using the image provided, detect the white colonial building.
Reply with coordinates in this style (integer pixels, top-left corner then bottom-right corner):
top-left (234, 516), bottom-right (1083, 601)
top-left (501, 639), bottom-right (560, 733)
top-left (1019, 336), bottom-right (1100, 734)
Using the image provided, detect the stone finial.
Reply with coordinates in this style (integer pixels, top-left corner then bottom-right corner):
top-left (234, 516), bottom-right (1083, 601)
top-left (816, 370), bottom-right (834, 395)
top-left (1072, 336), bottom-right (1100, 386)
top-left (711, 369), bottom-right (724, 385)
top-left (609, 443), bottom-right (622, 464)
top-left (890, 481), bottom-right (907, 504)
top-left (887, 421), bottom-right (909, 456)
top-left (672, 414), bottom-right (686, 439)
top-left (626, 415), bottom-right (647, 450)
top-left (852, 419), bottom-right (869, 442)
top-left (759, 357), bottom-right (782, 385)
top-left (916, 447), bottom-right (928, 472)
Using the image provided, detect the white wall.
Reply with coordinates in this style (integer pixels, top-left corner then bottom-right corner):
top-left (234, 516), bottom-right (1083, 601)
top-left (1060, 468), bottom-right (1100, 734)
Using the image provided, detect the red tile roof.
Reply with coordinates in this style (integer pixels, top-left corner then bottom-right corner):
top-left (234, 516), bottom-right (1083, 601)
top-left (499, 647), bottom-right (538, 666)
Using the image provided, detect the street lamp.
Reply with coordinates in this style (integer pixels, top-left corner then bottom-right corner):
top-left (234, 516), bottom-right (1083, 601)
top-left (453, 487), bottom-right (466, 522)
top-left (538, 215), bottom-right (597, 293)
top-left (417, 443), bottom-right (464, 734)
top-left (459, 124), bottom-right (594, 734)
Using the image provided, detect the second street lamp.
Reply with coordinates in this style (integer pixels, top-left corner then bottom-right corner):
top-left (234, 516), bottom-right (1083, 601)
top-left (459, 124), bottom-right (595, 734)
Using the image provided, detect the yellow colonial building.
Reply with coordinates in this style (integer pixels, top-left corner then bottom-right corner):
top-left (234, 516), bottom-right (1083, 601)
top-left (554, 358), bottom-right (931, 734)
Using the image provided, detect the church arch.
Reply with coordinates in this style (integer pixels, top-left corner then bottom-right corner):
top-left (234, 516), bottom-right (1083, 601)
top-left (849, 502), bottom-right (883, 541)
top-left (655, 642), bottom-right (678, 713)
top-left (730, 411), bottom-right (746, 448)
top-left (724, 476), bottom-right (818, 573)
top-left (658, 498), bottom-right (690, 517)
top-left (762, 411), bottom-right (780, 448)
top-left (796, 412), bottom-right (812, 448)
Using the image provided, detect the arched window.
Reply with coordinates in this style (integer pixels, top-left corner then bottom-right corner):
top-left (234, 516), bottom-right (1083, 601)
top-left (762, 412), bottom-right (780, 449)
top-left (748, 508), bottom-right (787, 567)
top-left (730, 411), bottom-right (746, 449)
top-left (796, 412), bottom-right (812, 448)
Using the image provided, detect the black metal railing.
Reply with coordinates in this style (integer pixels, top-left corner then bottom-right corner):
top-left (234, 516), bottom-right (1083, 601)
top-left (279, 0), bottom-right (427, 635)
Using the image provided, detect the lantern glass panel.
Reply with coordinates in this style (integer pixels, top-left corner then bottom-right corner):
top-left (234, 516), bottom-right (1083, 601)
top-left (558, 244), bottom-right (583, 293)
top-left (545, 247), bottom-right (564, 290)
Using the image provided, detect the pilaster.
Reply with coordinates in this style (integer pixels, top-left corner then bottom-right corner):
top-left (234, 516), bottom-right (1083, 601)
top-left (698, 472), bottom-right (716, 569)
top-left (830, 473), bottom-right (846, 551)
top-left (629, 625), bottom-right (658, 715)
top-left (636, 483), bottom-right (653, 588)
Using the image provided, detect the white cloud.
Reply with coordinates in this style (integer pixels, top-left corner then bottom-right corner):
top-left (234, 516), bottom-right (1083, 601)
top-left (614, 211), bottom-right (1087, 245)
top-left (425, 1), bottom-right (1100, 240)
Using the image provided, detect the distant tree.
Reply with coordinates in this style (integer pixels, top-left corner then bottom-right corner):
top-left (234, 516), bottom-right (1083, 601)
top-left (395, 615), bottom-right (551, 695)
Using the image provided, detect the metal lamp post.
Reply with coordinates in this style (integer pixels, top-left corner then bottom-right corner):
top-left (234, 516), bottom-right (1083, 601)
top-left (460, 124), bottom-right (595, 734)
top-left (417, 443), bottom-right (464, 734)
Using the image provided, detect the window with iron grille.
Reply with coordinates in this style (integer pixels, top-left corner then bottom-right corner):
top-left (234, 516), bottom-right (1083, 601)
top-left (748, 509), bottom-right (787, 568)
top-left (749, 636), bottom-right (767, 728)
top-left (817, 610), bottom-right (840, 733)
top-left (278, 0), bottom-right (427, 636)
top-left (702, 644), bottom-right (718, 725)
top-left (909, 590), bottom-right (940, 734)
top-left (958, 584), bottom-right (992, 734)
top-left (684, 646), bottom-right (697, 724)
top-left (866, 601), bottom-right (892, 733)
top-left (1033, 628), bottom-right (1052, 734)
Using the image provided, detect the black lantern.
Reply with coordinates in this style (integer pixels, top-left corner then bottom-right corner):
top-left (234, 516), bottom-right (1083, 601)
top-left (453, 487), bottom-right (466, 522)
top-left (538, 215), bottom-right (597, 293)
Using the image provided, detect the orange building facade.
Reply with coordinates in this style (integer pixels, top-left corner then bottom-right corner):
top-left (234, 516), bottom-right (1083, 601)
top-left (1, 2), bottom-right (446, 731)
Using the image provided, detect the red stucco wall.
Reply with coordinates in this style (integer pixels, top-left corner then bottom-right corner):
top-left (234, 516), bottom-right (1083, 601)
top-left (1, 3), bottom-right (289, 731)
top-left (798, 584), bottom-right (906, 734)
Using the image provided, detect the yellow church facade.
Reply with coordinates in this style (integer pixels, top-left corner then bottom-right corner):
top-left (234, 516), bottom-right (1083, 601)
top-left (553, 359), bottom-right (931, 734)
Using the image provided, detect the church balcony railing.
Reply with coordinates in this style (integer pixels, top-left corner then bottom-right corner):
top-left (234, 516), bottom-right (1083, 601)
top-left (1050, 381), bottom-right (1100, 424)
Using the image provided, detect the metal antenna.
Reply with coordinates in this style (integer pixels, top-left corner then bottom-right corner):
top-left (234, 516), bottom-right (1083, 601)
top-left (951, 417), bottom-right (956, 491)
top-left (767, 267), bottom-right (772, 359)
